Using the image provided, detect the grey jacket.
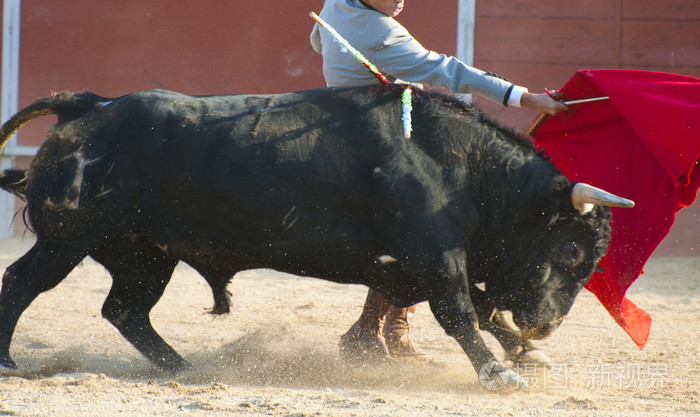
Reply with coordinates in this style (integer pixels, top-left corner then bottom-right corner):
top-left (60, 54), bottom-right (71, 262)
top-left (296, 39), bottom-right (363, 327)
top-left (310, 0), bottom-right (524, 106)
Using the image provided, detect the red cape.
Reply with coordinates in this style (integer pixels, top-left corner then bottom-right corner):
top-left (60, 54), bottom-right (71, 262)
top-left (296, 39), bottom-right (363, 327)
top-left (528, 70), bottom-right (700, 348)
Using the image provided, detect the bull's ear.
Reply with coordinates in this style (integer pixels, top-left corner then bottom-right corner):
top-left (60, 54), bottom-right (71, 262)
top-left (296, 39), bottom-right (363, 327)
top-left (551, 175), bottom-right (575, 214)
top-left (535, 175), bottom-right (573, 227)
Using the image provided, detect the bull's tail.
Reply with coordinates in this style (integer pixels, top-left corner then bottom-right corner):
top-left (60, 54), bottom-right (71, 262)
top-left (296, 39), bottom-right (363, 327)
top-left (0, 169), bottom-right (27, 200)
top-left (0, 168), bottom-right (29, 232)
top-left (0, 90), bottom-right (108, 153)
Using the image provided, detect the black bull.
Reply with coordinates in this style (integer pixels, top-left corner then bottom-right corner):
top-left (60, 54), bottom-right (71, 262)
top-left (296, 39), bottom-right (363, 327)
top-left (0, 84), bottom-right (632, 388)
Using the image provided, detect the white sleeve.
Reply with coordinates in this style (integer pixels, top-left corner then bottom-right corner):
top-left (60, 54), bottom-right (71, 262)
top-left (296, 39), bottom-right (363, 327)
top-left (507, 85), bottom-right (529, 107)
top-left (369, 24), bottom-right (514, 105)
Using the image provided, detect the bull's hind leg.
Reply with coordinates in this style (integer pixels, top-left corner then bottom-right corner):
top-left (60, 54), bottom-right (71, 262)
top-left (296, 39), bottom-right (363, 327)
top-left (0, 241), bottom-right (88, 369)
top-left (185, 263), bottom-right (234, 315)
top-left (92, 241), bottom-right (185, 370)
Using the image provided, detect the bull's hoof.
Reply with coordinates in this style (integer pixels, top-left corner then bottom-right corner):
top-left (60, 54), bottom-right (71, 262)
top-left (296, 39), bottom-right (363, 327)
top-left (506, 348), bottom-right (552, 368)
top-left (151, 353), bottom-right (193, 374)
top-left (209, 292), bottom-right (232, 315)
top-left (0, 355), bottom-right (18, 371)
top-left (519, 349), bottom-right (552, 366)
top-left (478, 361), bottom-right (527, 391)
top-left (208, 303), bottom-right (230, 315)
top-left (168, 359), bottom-right (193, 374)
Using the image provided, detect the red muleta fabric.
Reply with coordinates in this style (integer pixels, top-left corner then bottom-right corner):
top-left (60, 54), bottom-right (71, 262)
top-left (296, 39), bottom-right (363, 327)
top-left (528, 69), bottom-right (700, 348)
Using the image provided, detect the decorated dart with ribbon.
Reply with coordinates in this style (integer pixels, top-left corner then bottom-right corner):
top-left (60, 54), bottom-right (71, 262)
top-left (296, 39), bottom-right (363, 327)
top-left (310, 12), bottom-right (389, 84)
top-left (310, 11), bottom-right (413, 139)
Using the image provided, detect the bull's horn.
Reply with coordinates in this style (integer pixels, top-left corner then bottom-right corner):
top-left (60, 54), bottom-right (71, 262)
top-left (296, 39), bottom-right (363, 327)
top-left (571, 183), bottom-right (635, 214)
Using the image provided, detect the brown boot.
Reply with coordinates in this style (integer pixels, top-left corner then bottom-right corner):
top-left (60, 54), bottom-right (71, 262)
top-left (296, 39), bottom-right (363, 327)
top-left (339, 288), bottom-right (392, 360)
top-left (384, 304), bottom-right (432, 362)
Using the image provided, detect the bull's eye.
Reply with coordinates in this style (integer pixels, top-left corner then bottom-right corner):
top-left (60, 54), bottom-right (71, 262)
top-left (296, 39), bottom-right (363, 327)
top-left (561, 241), bottom-right (584, 268)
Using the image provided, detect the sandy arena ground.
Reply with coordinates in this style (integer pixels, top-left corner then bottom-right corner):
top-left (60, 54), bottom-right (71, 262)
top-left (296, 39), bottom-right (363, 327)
top-left (0, 235), bottom-right (697, 416)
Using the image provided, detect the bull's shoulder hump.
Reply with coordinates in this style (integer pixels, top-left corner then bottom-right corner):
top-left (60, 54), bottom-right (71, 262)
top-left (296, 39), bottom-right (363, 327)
top-left (125, 89), bottom-right (193, 102)
top-left (121, 90), bottom-right (277, 108)
top-left (115, 86), bottom-right (365, 107)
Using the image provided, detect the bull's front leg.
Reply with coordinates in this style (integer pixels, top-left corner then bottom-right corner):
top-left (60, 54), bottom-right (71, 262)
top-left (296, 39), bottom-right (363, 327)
top-left (470, 288), bottom-right (551, 367)
top-left (426, 250), bottom-right (527, 391)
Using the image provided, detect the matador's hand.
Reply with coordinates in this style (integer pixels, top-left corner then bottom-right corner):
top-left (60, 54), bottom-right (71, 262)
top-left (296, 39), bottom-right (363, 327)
top-left (520, 92), bottom-right (568, 116)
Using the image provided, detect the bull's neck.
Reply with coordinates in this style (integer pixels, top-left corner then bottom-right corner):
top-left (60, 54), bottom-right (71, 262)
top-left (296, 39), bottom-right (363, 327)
top-left (462, 131), bottom-right (555, 241)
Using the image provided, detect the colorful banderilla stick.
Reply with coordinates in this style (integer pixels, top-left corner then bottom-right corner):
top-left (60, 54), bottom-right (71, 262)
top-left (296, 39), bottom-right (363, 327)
top-left (310, 12), bottom-right (389, 84)
top-left (310, 11), bottom-right (413, 138)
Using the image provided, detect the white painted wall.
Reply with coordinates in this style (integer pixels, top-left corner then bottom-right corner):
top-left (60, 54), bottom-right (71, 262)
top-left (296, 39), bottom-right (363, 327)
top-left (1, 0), bottom-right (21, 238)
top-left (456, 0), bottom-right (475, 104)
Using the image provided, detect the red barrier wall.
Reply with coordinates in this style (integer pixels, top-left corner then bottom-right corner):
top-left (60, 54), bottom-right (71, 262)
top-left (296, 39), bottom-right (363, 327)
top-left (1, 1), bottom-right (697, 253)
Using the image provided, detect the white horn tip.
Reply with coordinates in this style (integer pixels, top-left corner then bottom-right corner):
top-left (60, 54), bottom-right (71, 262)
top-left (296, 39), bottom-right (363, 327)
top-left (572, 183), bottom-right (635, 214)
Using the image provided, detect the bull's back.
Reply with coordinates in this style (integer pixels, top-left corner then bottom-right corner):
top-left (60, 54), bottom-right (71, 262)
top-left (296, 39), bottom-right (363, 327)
top-left (80, 89), bottom-right (383, 262)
